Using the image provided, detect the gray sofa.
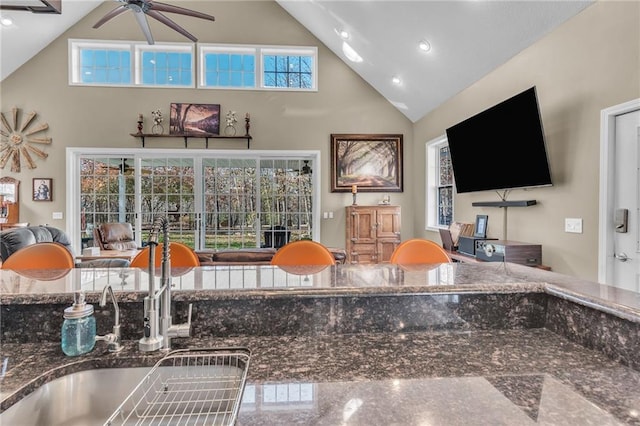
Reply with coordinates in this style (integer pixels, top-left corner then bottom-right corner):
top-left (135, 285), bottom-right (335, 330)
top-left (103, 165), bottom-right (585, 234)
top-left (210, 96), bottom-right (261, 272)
top-left (0, 225), bottom-right (130, 268)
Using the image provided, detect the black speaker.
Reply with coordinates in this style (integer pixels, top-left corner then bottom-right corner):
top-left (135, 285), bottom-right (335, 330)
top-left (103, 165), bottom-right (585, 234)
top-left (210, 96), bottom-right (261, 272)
top-left (458, 236), bottom-right (496, 256)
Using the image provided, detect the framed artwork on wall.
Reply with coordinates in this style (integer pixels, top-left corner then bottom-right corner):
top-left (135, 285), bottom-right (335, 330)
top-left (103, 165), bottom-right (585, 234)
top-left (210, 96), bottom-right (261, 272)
top-left (331, 134), bottom-right (403, 192)
top-left (33, 178), bottom-right (52, 202)
top-left (169, 103), bottom-right (221, 135)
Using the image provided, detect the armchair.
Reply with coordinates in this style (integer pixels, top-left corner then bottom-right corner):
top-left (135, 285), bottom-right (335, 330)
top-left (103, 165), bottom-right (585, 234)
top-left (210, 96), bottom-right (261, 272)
top-left (0, 225), bottom-right (129, 268)
top-left (93, 222), bottom-right (137, 251)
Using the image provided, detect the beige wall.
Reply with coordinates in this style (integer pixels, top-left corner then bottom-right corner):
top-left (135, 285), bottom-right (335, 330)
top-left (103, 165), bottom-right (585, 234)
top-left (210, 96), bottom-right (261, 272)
top-left (2, 1), bottom-right (639, 281)
top-left (0, 1), bottom-right (414, 249)
top-left (413, 0), bottom-right (640, 280)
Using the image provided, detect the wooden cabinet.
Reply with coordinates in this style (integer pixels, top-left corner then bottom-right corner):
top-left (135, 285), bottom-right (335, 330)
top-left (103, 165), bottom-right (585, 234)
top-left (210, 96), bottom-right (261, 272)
top-left (346, 205), bottom-right (401, 264)
top-left (0, 177), bottom-right (20, 228)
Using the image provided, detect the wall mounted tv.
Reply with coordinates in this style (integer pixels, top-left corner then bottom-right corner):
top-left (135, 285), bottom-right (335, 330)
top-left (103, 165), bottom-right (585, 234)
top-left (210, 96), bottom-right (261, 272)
top-left (445, 86), bottom-right (552, 194)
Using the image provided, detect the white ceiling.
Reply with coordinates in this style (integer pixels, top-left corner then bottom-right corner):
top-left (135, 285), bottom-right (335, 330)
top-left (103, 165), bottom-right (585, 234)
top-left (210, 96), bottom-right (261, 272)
top-left (0, 0), bottom-right (594, 122)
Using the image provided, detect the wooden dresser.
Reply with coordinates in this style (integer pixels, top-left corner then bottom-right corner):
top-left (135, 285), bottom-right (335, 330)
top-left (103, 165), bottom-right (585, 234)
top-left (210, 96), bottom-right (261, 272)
top-left (345, 205), bottom-right (401, 264)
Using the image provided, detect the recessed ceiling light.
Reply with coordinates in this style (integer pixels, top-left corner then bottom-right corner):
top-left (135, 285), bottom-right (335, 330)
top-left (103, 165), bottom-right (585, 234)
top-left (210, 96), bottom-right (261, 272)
top-left (1, 15), bottom-right (14, 27)
top-left (342, 41), bottom-right (362, 63)
top-left (392, 76), bottom-right (402, 85)
top-left (418, 39), bottom-right (432, 52)
top-left (334, 28), bottom-right (350, 40)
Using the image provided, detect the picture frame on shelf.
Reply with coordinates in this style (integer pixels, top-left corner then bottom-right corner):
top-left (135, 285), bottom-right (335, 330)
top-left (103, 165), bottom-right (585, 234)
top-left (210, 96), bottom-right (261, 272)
top-left (474, 214), bottom-right (488, 238)
top-left (169, 103), bottom-right (220, 136)
top-left (33, 178), bottom-right (52, 202)
top-left (330, 133), bottom-right (403, 192)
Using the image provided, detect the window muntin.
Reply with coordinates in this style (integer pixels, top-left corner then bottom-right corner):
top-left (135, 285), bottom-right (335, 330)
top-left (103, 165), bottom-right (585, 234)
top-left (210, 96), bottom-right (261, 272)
top-left (437, 145), bottom-right (453, 227)
top-left (426, 136), bottom-right (454, 230)
top-left (80, 157), bottom-right (136, 245)
top-left (69, 40), bottom-right (194, 87)
top-left (263, 54), bottom-right (313, 89)
top-left (135, 43), bottom-right (194, 87)
top-left (139, 50), bottom-right (193, 86)
top-left (79, 48), bottom-right (131, 84)
top-left (70, 41), bottom-right (133, 85)
top-left (71, 41), bottom-right (317, 91)
top-left (198, 44), bottom-right (317, 91)
top-left (202, 158), bottom-right (258, 249)
top-left (261, 47), bottom-right (316, 90)
top-left (73, 150), bottom-right (317, 251)
top-left (200, 46), bottom-right (256, 88)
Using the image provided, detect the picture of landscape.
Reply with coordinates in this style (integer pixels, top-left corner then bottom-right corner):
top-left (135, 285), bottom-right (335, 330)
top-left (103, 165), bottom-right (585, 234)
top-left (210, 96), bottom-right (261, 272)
top-left (170, 103), bottom-right (220, 135)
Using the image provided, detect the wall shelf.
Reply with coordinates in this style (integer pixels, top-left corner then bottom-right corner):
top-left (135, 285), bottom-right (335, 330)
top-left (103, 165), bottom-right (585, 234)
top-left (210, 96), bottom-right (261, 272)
top-left (472, 200), bottom-right (537, 208)
top-left (130, 133), bottom-right (253, 149)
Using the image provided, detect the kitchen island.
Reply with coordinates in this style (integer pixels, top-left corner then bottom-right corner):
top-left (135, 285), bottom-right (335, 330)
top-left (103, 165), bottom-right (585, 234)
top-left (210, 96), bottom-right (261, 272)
top-left (1, 262), bottom-right (640, 424)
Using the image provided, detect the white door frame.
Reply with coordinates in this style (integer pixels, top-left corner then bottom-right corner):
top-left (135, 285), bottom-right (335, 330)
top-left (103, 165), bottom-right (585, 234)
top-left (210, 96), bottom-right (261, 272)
top-left (598, 98), bottom-right (640, 284)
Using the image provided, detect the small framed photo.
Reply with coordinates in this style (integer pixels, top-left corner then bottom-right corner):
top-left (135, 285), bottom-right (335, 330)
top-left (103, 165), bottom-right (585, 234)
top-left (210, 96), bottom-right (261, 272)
top-left (474, 214), bottom-right (488, 238)
top-left (33, 178), bottom-right (52, 202)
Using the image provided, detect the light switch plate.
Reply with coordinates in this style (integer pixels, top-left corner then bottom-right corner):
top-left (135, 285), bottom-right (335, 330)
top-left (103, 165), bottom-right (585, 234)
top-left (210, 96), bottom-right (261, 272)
top-left (565, 218), bottom-right (582, 233)
top-left (52, 212), bottom-right (63, 220)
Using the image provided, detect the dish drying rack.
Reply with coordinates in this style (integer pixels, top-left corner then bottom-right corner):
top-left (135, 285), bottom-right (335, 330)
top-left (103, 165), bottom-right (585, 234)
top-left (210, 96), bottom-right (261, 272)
top-left (105, 347), bottom-right (251, 426)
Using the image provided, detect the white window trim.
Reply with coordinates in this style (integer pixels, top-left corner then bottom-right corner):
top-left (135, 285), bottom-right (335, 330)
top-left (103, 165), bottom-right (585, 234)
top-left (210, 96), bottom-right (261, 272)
top-left (425, 134), bottom-right (453, 231)
top-left (66, 147), bottom-right (321, 254)
top-left (198, 43), bottom-right (318, 91)
top-left (70, 40), bottom-right (318, 91)
top-left (134, 42), bottom-right (195, 88)
top-left (197, 44), bottom-right (258, 90)
top-left (69, 39), bottom-right (195, 88)
top-left (260, 45), bottom-right (317, 91)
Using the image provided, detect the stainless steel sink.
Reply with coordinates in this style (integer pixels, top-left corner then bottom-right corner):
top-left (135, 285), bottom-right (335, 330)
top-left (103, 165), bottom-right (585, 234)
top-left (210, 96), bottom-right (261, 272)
top-left (0, 367), bottom-right (151, 426)
top-left (1, 348), bottom-right (251, 426)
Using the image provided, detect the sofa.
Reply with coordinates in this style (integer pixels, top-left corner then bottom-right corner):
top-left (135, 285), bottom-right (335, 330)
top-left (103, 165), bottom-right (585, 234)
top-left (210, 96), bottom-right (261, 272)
top-left (0, 225), bottom-right (130, 268)
top-left (196, 247), bottom-right (347, 266)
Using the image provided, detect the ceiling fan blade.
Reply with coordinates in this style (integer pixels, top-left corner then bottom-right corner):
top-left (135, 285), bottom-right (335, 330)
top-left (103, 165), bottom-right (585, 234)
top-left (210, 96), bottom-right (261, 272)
top-left (93, 5), bottom-right (128, 29)
top-left (150, 2), bottom-right (215, 22)
top-left (146, 10), bottom-right (197, 42)
top-left (133, 10), bottom-right (155, 45)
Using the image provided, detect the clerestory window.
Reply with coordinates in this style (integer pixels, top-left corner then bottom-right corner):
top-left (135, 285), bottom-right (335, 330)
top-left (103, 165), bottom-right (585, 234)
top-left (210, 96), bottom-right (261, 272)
top-left (69, 40), bottom-right (317, 92)
top-left (198, 44), bottom-right (317, 91)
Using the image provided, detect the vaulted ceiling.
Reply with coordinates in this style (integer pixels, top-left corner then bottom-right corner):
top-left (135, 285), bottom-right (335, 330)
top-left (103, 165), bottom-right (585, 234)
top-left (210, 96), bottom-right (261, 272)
top-left (0, 0), bottom-right (594, 122)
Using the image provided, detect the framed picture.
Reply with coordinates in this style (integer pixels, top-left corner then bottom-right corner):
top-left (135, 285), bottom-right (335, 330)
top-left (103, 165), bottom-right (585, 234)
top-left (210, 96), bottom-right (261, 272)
top-left (474, 214), bottom-right (488, 238)
top-left (331, 134), bottom-right (403, 192)
top-left (169, 103), bottom-right (220, 136)
top-left (33, 178), bottom-right (52, 202)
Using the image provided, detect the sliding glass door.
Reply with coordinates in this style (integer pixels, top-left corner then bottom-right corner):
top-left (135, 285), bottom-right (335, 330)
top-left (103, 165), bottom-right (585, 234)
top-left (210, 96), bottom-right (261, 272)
top-left (139, 157), bottom-right (196, 246)
top-left (70, 148), bottom-right (318, 253)
top-left (202, 157), bottom-right (258, 249)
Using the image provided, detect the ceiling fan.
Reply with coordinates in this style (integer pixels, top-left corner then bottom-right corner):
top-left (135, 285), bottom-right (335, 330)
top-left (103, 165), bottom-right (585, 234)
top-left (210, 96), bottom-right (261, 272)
top-left (93, 0), bottom-right (215, 45)
top-left (293, 160), bottom-right (312, 176)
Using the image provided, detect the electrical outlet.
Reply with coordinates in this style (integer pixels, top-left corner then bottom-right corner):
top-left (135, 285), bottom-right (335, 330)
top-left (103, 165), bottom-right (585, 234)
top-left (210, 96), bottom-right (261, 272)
top-left (565, 218), bottom-right (582, 233)
top-left (52, 212), bottom-right (63, 220)
top-left (329, 211), bottom-right (334, 219)
top-left (323, 212), bottom-right (328, 219)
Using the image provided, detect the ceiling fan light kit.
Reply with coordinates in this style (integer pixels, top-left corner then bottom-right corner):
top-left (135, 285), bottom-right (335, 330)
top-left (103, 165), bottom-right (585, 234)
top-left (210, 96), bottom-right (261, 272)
top-left (93, 0), bottom-right (215, 45)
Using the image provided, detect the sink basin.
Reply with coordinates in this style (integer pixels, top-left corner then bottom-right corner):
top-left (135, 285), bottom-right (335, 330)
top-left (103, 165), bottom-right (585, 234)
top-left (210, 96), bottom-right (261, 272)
top-left (0, 367), bottom-right (151, 426)
top-left (1, 348), bottom-right (251, 426)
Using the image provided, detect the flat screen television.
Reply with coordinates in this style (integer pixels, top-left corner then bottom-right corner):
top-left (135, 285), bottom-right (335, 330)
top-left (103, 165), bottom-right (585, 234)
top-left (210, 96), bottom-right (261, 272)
top-left (445, 86), bottom-right (552, 194)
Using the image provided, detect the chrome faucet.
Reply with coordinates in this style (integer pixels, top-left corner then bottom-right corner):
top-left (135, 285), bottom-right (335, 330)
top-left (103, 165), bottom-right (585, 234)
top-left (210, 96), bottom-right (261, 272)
top-left (95, 284), bottom-right (123, 353)
top-left (139, 216), bottom-right (192, 352)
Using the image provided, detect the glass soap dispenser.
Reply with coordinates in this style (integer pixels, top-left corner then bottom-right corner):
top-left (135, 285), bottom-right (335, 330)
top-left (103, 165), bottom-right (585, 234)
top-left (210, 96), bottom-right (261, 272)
top-left (61, 290), bottom-right (96, 356)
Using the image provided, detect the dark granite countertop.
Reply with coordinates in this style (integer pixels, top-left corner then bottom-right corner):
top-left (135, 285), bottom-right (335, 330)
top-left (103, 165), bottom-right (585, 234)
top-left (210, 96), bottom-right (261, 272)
top-left (2, 330), bottom-right (640, 424)
top-left (2, 262), bottom-right (639, 322)
top-left (2, 262), bottom-right (640, 424)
